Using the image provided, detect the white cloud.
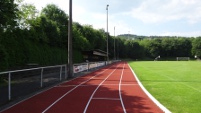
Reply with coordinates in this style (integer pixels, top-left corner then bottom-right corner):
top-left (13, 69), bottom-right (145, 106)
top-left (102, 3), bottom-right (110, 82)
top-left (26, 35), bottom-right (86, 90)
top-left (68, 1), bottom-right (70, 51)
top-left (22, 0), bottom-right (69, 12)
top-left (129, 0), bottom-right (201, 24)
top-left (22, 0), bottom-right (201, 36)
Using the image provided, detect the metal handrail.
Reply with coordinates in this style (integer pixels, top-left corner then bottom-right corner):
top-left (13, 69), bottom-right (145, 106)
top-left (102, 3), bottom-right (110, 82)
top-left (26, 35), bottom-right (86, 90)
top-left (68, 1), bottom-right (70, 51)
top-left (0, 60), bottom-right (120, 103)
top-left (0, 64), bottom-right (66, 75)
top-left (0, 64), bottom-right (67, 100)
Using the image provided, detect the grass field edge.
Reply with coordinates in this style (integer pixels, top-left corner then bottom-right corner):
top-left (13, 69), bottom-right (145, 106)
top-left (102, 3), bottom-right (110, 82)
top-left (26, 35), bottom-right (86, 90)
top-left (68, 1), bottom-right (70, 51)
top-left (128, 63), bottom-right (172, 113)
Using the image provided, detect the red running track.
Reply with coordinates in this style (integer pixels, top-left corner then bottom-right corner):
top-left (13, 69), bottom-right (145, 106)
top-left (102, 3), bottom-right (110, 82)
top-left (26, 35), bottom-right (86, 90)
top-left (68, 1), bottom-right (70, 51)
top-left (1, 62), bottom-right (163, 113)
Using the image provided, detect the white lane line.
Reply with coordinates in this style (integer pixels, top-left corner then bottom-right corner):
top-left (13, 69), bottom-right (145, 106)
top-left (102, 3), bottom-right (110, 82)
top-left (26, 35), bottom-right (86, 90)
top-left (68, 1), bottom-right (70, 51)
top-left (55, 85), bottom-right (93, 87)
top-left (91, 78), bottom-right (106, 80)
top-left (93, 97), bottom-right (120, 101)
top-left (55, 84), bottom-right (138, 88)
top-left (42, 64), bottom-right (117, 113)
top-left (119, 63), bottom-right (127, 113)
top-left (83, 64), bottom-right (120, 113)
top-left (0, 67), bottom-right (99, 113)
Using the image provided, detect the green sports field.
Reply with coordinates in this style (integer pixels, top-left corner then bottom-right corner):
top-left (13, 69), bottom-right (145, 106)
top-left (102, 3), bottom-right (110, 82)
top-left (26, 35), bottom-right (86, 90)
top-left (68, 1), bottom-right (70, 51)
top-left (129, 61), bottom-right (201, 113)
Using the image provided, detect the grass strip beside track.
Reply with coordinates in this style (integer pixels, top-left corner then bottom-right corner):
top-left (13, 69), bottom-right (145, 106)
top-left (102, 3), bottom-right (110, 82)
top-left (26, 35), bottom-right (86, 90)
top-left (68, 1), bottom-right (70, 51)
top-left (129, 61), bottom-right (201, 113)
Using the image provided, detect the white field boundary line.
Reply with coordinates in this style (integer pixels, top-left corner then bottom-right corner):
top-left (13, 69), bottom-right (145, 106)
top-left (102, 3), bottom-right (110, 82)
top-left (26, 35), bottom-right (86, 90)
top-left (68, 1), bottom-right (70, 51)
top-left (42, 63), bottom-right (119, 113)
top-left (93, 98), bottom-right (120, 101)
top-left (83, 63), bottom-right (121, 113)
top-left (119, 63), bottom-right (127, 113)
top-left (128, 64), bottom-right (172, 113)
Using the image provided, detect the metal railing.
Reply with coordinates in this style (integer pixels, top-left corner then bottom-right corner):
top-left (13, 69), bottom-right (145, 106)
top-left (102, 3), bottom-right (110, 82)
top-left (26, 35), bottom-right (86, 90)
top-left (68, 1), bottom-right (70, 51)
top-left (73, 61), bottom-right (108, 73)
top-left (0, 65), bottom-right (67, 105)
top-left (0, 60), bottom-right (120, 106)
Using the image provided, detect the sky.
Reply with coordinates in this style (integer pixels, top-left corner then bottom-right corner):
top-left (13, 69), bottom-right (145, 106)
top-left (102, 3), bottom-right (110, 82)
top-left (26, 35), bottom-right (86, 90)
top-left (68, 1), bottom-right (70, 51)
top-left (22, 0), bottom-right (201, 37)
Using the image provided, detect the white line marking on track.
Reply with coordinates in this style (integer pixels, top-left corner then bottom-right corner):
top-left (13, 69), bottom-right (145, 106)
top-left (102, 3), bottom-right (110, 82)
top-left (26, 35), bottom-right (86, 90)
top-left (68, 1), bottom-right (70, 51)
top-left (55, 84), bottom-right (139, 88)
top-left (119, 63), bottom-right (127, 113)
top-left (42, 64), bottom-right (117, 113)
top-left (102, 84), bottom-right (138, 86)
top-left (91, 78), bottom-right (106, 80)
top-left (93, 97), bottom-right (120, 101)
top-left (83, 64), bottom-right (120, 113)
top-left (55, 85), bottom-right (93, 87)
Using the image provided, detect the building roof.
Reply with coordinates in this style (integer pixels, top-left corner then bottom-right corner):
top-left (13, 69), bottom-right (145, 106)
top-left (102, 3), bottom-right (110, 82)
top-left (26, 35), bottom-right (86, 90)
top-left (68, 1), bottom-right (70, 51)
top-left (82, 49), bottom-right (107, 57)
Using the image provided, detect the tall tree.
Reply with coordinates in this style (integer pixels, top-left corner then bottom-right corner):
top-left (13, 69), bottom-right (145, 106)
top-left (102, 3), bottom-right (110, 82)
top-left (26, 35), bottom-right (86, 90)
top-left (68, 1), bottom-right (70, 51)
top-left (41, 4), bottom-right (68, 47)
top-left (175, 38), bottom-right (192, 57)
top-left (161, 38), bottom-right (176, 57)
top-left (145, 39), bottom-right (162, 58)
top-left (41, 4), bottom-right (68, 26)
top-left (0, 0), bottom-right (18, 31)
top-left (17, 3), bottom-right (38, 29)
top-left (192, 37), bottom-right (201, 58)
top-left (82, 25), bottom-right (99, 49)
top-left (72, 23), bottom-right (90, 50)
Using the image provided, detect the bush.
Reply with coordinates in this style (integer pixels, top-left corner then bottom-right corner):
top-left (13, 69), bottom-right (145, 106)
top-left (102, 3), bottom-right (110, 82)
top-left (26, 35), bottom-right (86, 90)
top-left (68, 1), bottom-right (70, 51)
top-left (0, 44), bottom-right (8, 71)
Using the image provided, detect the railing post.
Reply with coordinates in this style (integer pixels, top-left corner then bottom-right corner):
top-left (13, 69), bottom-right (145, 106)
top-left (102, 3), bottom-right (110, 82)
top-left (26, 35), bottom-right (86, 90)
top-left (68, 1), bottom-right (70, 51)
top-left (87, 63), bottom-right (89, 71)
top-left (40, 68), bottom-right (44, 87)
top-left (65, 65), bottom-right (67, 79)
top-left (8, 72), bottom-right (11, 100)
top-left (60, 66), bottom-right (62, 81)
top-left (96, 62), bottom-right (98, 69)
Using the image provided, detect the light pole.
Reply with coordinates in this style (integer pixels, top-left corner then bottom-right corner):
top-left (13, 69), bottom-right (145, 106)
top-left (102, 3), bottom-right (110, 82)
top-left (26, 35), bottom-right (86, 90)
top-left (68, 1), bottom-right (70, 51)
top-left (114, 26), bottom-right (116, 60)
top-left (106, 4), bottom-right (109, 62)
top-left (128, 31), bottom-right (130, 39)
top-left (68, 0), bottom-right (73, 78)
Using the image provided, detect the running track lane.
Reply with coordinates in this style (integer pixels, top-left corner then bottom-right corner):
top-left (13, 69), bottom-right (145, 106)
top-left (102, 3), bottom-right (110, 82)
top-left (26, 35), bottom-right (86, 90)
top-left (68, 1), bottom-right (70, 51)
top-left (1, 62), bottom-right (163, 113)
top-left (0, 63), bottom-right (118, 113)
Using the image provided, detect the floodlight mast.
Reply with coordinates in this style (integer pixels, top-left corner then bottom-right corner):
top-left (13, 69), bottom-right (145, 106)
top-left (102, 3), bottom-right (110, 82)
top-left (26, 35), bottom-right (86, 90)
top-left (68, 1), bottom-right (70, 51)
top-left (68, 0), bottom-right (73, 78)
top-left (114, 26), bottom-right (116, 60)
top-left (106, 4), bottom-right (109, 62)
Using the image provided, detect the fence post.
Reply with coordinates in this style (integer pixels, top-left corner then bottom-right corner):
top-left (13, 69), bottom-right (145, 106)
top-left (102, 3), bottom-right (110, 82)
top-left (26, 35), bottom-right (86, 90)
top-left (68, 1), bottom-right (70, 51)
top-left (8, 72), bottom-right (11, 100)
top-left (87, 63), bottom-right (89, 71)
top-left (65, 65), bottom-right (67, 79)
top-left (60, 66), bottom-right (62, 81)
top-left (40, 68), bottom-right (44, 87)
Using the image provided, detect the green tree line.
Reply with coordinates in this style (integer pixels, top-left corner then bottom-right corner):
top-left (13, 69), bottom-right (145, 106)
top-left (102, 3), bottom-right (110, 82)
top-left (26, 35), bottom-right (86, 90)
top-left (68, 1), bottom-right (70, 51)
top-left (117, 35), bottom-right (201, 60)
top-left (1, 1), bottom-right (201, 71)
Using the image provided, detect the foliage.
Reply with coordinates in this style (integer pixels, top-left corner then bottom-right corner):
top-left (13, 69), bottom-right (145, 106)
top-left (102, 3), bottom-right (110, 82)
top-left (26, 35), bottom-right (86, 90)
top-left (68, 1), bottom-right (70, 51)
top-left (0, 44), bottom-right (8, 71)
top-left (72, 23), bottom-right (91, 50)
top-left (125, 40), bottom-right (144, 59)
top-left (17, 3), bottom-right (38, 29)
top-left (41, 4), bottom-right (68, 26)
top-left (40, 4), bottom-right (68, 47)
top-left (0, 0), bottom-right (18, 31)
top-left (1, 2), bottom-right (201, 71)
top-left (192, 37), bottom-right (201, 57)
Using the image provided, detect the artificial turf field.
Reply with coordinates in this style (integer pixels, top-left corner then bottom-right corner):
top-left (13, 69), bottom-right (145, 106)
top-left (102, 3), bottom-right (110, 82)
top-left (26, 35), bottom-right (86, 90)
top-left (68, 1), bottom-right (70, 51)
top-left (129, 61), bottom-right (201, 113)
